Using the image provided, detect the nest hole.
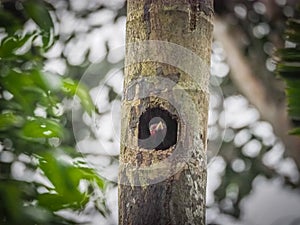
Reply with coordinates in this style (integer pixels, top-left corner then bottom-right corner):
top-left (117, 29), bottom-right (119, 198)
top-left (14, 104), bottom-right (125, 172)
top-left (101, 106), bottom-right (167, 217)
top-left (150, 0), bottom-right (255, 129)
top-left (138, 107), bottom-right (178, 150)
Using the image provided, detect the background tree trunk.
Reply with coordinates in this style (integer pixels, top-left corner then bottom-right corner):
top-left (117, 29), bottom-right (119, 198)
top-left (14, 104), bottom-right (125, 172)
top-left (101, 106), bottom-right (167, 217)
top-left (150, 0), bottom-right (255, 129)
top-left (119, 1), bottom-right (214, 224)
top-left (214, 18), bottom-right (300, 168)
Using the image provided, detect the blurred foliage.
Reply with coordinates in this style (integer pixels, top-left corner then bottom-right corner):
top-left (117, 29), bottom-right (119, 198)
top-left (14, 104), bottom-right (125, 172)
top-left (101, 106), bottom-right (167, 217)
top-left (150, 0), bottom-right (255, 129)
top-left (0, 0), bottom-right (106, 224)
top-left (276, 5), bottom-right (300, 136)
top-left (210, 0), bottom-right (300, 224)
top-left (1, 0), bottom-right (300, 225)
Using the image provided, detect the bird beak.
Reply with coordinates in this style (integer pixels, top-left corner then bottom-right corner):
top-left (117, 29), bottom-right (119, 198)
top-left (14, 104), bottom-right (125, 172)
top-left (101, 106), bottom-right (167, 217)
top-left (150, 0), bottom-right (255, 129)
top-left (156, 121), bottom-right (164, 130)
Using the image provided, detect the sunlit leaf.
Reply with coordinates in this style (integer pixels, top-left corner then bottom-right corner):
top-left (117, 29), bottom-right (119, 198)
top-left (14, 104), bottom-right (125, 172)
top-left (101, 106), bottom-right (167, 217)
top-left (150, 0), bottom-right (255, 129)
top-left (22, 0), bottom-right (54, 49)
top-left (38, 192), bottom-right (88, 211)
top-left (38, 153), bottom-right (89, 211)
top-left (76, 166), bottom-right (105, 190)
top-left (22, 118), bottom-right (64, 138)
top-left (0, 33), bottom-right (36, 58)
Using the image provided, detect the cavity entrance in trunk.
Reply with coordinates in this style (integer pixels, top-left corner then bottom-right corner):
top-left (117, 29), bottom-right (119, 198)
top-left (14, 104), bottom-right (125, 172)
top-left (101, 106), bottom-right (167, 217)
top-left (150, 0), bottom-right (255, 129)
top-left (138, 107), bottom-right (178, 150)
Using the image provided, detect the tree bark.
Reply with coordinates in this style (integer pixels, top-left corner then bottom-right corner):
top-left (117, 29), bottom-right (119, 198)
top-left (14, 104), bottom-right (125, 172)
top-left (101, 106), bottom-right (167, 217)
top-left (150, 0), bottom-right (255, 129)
top-left (119, 1), bottom-right (214, 224)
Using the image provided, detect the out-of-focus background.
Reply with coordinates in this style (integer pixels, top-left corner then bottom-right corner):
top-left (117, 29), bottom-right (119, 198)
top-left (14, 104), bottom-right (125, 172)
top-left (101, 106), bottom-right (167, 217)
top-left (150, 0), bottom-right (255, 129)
top-left (1, 0), bottom-right (300, 224)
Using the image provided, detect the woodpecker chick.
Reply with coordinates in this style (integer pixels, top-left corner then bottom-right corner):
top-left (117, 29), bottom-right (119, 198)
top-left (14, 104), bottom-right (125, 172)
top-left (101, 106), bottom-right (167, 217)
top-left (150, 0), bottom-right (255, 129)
top-left (149, 121), bottom-right (167, 136)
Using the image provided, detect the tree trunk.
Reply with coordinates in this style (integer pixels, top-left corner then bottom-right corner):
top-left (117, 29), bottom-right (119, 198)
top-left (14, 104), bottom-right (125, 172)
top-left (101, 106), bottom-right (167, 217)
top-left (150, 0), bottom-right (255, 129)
top-left (118, 1), bottom-right (214, 224)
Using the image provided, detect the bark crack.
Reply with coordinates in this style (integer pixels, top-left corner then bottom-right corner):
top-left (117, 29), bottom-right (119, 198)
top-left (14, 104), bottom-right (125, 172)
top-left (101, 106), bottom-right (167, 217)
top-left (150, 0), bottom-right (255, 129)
top-left (143, 0), bottom-right (153, 39)
top-left (188, 0), bottom-right (214, 31)
top-left (188, 0), bottom-right (198, 31)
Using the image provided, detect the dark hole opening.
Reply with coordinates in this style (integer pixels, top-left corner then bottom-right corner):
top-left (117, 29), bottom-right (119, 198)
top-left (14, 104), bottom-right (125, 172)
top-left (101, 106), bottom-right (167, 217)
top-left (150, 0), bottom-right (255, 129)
top-left (138, 107), bottom-right (178, 150)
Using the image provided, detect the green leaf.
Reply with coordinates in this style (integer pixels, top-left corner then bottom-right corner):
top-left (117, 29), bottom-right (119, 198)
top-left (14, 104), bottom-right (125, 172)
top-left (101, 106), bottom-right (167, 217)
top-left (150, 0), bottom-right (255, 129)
top-left (0, 70), bottom-right (34, 110)
top-left (76, 166), bottom-right (105, 190)
top-left (37, 152), bottom-right (106, 211)
top-left (0, 182), bottom-right (23, 222)
top-left (285, 19), bottom-right (300, 44)
top-left (276, 12), bottom-right (300, 135)
top-left (38, 153), bottom-right (89, 211)
top-left (0, 99), bottom-right (22, 111)
top-left (38, 192), bottom-right (88, 211)
top-left (22, 0), bottom-right (54, 49)
top-left (0, 33), bottom-right (36, 58)
top-left (285, 79), bottom-right (300, 119)
top-left (22, 118), bottom-right (64, 138)
top-left (289, 127), bottom-right (300, 135)
top-left (275, 48), bottom-right (300, 62)
top-left (276, 62), bottom-right (300, 78)
top-left (30, 69), bottom-right (58, 92)
top-left (39, 153), bottom-right (79, 193)
top-left (62, 78), bottom-right (95, 116)
top-left (0, 113), bottom-right (23, 131)
top-left (0, 69), bottom-right (59, 114)
top-left (0, 9), bottom-right (22, 34)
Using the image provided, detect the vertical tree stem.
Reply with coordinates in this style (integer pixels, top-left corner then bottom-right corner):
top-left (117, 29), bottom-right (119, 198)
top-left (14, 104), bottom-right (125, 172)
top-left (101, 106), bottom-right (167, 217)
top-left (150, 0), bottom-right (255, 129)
top-left (119, 1), bottom-right (214, 224)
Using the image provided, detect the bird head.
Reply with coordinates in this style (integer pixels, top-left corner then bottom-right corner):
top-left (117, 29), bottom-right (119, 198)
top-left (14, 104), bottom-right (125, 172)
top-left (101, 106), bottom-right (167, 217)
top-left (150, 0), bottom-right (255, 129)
top-left (149, 120), bottom-right (166, 136)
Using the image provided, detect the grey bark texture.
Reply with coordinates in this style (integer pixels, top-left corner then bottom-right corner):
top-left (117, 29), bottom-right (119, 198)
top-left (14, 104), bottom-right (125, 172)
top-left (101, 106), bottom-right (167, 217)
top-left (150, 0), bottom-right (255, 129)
top-left (118, 1), bottom-right (214, 224)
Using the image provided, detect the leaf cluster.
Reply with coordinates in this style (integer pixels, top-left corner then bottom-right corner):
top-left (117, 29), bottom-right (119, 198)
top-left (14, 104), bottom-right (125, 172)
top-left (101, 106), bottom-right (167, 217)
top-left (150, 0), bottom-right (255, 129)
top-left (0, 1), bottom-right (105, 224)
top-left (276, 5), bottom-right (300, 135)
